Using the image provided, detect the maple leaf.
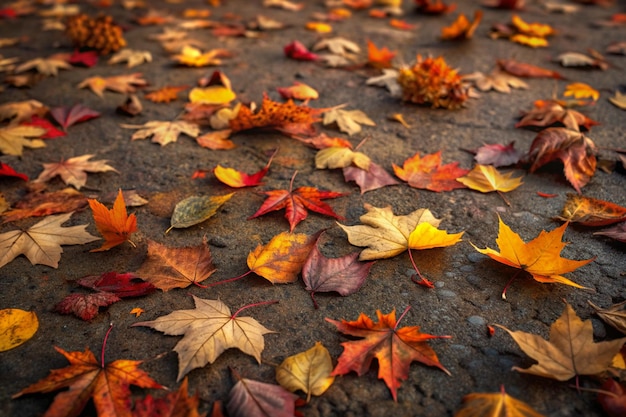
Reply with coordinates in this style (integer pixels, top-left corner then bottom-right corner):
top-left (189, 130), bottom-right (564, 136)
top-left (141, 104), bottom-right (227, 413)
top-left (1, 186), bottom-right (88, 223)
top-left (474, 141), bottom-right (523, 167)
top-left (471, 216), bottom-right (594, 298)
top-left (13, 344), bottom-right (164, 417)
top-left (133, 296), bottom-right (276, 381)
top-left (35, 154), bottom-right (117, 189)
top-left (135, 238), bottom-right (216, 291)
top-left (54, 292), bottom-right (122, 321)
top-left (88, 189), bottom-right (137, 252)
top-left (367, 40), bottom-right (396, 69)
top-left (366, 69), bottom-right (402, 97)
top-left (77, 272), bottom-right (156, 298)
top-left (457, 164), bottom-right (523, 205)
top-left (441, 10), bottom-right (483, 40)
top-left (302, 239), bottom-right (372, 308)
top-left (78, 73), bottom-right (148, 97)
top-left (173, 46), bottom-right (231, 67)
top-left (14, 54), bottom-right (71, 76)
top-left (22, 115), bottom-right (66, 138)
top-left (516, 100), bottom-right (599, 131)
top-left (496, 301), bottom-right (626, 381)
top-left (497, 58), bottom-right (565, 79)
top-left (315, 146), bottom-right (371, 170)
top-left (463, 69), bottom-right (528, 93)
top-left (455, 385), bottom-right (546, 417)
top-left (276, 342), bottom-right (335, 402)
top-left (322, 106), bottom-right (376, 136)
top-left (326, 308), bottom-right (451, 401)
top-left (249, 172), bottom-right (346, 231)
top-left (393, 151), bottom-right (469, 192)
top-left (0, 99), bottom-right (47, 124)
top-left (50, 104), bottom-right (101, 130)
top-left (0, 212), bottom-right (98, 269)
top-left (527, 127), bottom-right (597, 193)
top-left (313, 37), bottom-right (360, 56)
top-left (557, 193), bottom-right (626, 226)
top-left (144, 85), bottom-right (188, 103)
top-left (133, 377), bottom-right (204, 417)
top-left (564, 82), bottom-right (600, 101)
top-left (0, 308), bottom-right (38, 352)
top-left (227, 373), bottom-right (300, 417)
top-left (122, 120), bottom-right (200, 146)
top-left (108, 48), bottom-right (152, 68)
top-left (0, 124), bottom-right (46, 156)
top-left (343, 163), bottom-right (400, 194)
top-left (0, 161), bottom-right (28, 181)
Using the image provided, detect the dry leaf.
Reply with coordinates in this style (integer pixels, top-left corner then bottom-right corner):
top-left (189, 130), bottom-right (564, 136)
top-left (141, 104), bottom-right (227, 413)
top-left (0, 309), bottom-right (38, 352)
top-left (457, 164), bottom-right (523, 205)
top-left (557, 193), bottom-right (626, 226)
top-left (455, 386), bottom-right (546, 417)
top-left (589, 301), bottom-right (626, 336)
top-left (122, 120), bottom-right (200, 146)
top-left (108, 48), bottom-right (152, 68)
top-left (78, 73), bottom-right (147, 97)
top-left (316, 146), bottom-right (371, 170)
top-left (343, 163), bottom-right (399, 194)
top-left (35, 154), bottom-right (117, 189)
top-left (0, 125), bottom-right (46, 156)
top-left (14, 54), bottom-right (71, 76)
top-left (173, 46), bottom-right (231, 67)
top-left (1, 187), bottom-right (88, 223)
top-left (393, 151), bottom-right (468, 192)
top-left (463, 69), bottom-right (528, 93)
top-left (564, 82), bottom-right (599, 101)
top-left (276, 342), bottom-right (335, 402)
top-left (322, 107), bottom-right (376, 136)
top-left (609, 90), bottom-right (626, 110)
top-left (145, 85), bottom-right (188, 103)
top-left (88, 190), bottom-right (137, 252)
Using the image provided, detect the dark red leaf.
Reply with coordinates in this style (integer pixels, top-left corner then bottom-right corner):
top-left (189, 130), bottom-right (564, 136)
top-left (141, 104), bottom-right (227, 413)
top-left (21, 115), bottom-right (66, 139)
top-left (284, 41), bottom-right (319, 61)
top-left (0, 162), bottom-right (28, 181)
top-left (77, 272), bottom-right (156, 298)
top-left (50, 104), bottom-right (101, 130)
top-left (68, 50), bottom-right (99, 67)
top-left (54, 292), bottom-right (121, 321)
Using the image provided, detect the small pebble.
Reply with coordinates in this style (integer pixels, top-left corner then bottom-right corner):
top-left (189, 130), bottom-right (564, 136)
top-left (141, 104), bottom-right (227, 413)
top-left (438, 290), bottom-right (456, 298)
top-left (460, 265), bottom-right (474, 273)
top-left (467, 315), bottom-right (486, 326)
top-left (435, 281), bottom-right (445, 288)
top-left (465, 275), bottom-right (482, 287)
top-left (467, 252), bottom-right (486, 263)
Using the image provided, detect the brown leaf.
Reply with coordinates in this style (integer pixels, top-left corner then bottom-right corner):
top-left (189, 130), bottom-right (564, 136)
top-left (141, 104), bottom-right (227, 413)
top-left (54, 292), bottom-right (121, 321)
top-left (557, 193), bottom-right (626, 226)
top-left (35, 154), bottom-right (118, 189)
top-left (1, 186), bottom-right (88, 223)
top-left (589, 301), bottom-right (626, 336)
top-left (516, 100), bottom-right (599, 131)
top-left (78, 73), bottom-right (148, 97)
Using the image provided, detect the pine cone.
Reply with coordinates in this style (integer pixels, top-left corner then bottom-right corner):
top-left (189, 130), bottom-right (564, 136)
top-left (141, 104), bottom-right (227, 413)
top-left (65, 14), bottom-right (126, 55)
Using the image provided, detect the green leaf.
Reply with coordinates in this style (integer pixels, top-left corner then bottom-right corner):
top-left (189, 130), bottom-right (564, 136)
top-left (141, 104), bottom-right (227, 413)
top-left (166, 193), bottom-right (234, 233)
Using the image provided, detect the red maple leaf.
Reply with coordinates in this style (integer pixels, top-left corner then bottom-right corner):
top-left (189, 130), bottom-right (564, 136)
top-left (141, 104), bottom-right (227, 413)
top-left (249, 172), bottom-right (346, 231)
top-left (50, 104), bottom-right (101, 130)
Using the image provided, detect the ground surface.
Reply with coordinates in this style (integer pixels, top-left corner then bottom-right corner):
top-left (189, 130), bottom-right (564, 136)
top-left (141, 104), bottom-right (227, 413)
top-left (1, 1), bottom-right (626, 416)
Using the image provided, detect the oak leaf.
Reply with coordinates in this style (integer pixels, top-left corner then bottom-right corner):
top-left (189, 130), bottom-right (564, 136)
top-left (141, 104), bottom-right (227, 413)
top-left (496, 301), bottom-right (626, 381)
top-left (167, 193), bottom-right (233, 232)
top-left (0, 309), bottom-right (38, 352)
top-left (35, 154), bottom-right (117, 189)
top-left (14, 54), bottom-right (71, 76)
top-left (471, 216), bottom-right (594, 297)
top-left (455, 386), bottom-right (546, 417)
top-left (88, 189), bottom-right (137, 252)
top-left (13, 345), bottom-right (164, 416)
top-left (133, 296), bottom-right (275, 381)
top-left (133, 378), bottom-right (203, 417)
top-left (227, 374), bottom-right (299, 417)
top-left (0, 212), bottom-right (98, 268)
top-left (276, 342), bottom-right (335, 402)
top-left (78, 73), bottom-right (148, 97)
top-left (50, 104), bottom-right (101, 130)
top-left (1, 186), bottom-right (88, 223)
top-left (557, 194), bottom-right (626, 226)
top-left (343, 163), bottom-right (399, 194)
top-left (393, 151), bottom-right (469, 192)
top-left (144, 85), bottom-right (188, 103)
top-left (135, 238), bottom-right (216, 291)
top-left (122, 120), bottom-right (200, 146)
top-left (249, 173), bottom-right (345, 231)
top-left (326, 308), bottom-right (451, 401)
top-left (0, 125), bottom-right (46, 156)
top-left (322, 106), bottom-right (375, 136)
top-left (108, 48), bottom-right (152, 68)
top-left (527, 127), bottom-right (597, 193)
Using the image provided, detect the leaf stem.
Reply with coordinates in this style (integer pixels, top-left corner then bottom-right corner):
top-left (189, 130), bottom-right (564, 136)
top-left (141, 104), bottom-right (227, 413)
top-left (408, 249), bottom-right (434, 288)
top-left (101, 323), bottom-right (113, 368)
top-left (231, 300), bottom-right (279, 320)
top-left (497, 191), bottom-right (511, 207)
top-left (205, 270), bottom-right (253, 287)
top-left (310, 292), bottom-right (319, 309)
top-left (394, 305), bottom-right (411, 330)
top-left (289, 170), bottom-right (298, 193)
top-left (501, 270), bottom-right (522, 300)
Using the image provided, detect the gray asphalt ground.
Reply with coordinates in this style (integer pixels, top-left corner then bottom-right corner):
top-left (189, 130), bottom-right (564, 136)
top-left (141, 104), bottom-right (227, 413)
top-left (1, 0), bottom-right (625, 416)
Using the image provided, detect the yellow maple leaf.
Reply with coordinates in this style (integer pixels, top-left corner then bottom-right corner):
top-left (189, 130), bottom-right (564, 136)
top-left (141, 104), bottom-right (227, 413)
top-left (456, 164), bottom-right (523, 206)
top-left (173, 45), bottom-right (231, 67)
top-left (471, 217), bottom-right (594, 298)
top-left (455, 386), bottom-right (546, 417)
top-left (564, 82), bottom-right (599, 101)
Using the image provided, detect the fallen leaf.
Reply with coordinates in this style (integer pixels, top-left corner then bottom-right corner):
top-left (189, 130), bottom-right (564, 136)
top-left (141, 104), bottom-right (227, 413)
top-left (474, 141), bottom-right (523, 167)
top-left (511, 14), bottom-right (554, 38)
top-left (607, 41), bottom-right (626, 55)
top-left (20, 116), bottom-right (65, 139)
top-left (54, 292), bottom-right (121, 321)
top-left (78, 73), bottom-right (148, 97)
top-left (0, 161), bottom-right (28, 181)
top-left (393, 151), bottom-right (469, 192)
top-left (594, 223), bottom-right (626, 243)
top-left (0, 100), bottom-right (47, 125)
top-left (214, 152), bottom-right (274, 188)
top-left (77, 272), bottom-right (156, 297)
top-left (441, 10), bottom-right (482, 40)
top-left (313, 37), bottom-right (360, 55)
top-left (326, 308), bottom-right (451, 401)
top-left (497, 58), bottom-right (565, 79)
top-left (14, 54), bottom-right (71, 76)
top-left (276, 342), bottom-right (335, 402)
top-left (306, 21), bottom-right (332, 33)
top-left (463, 69), bottom-right (528, 93)
top-left (144, 85), bottom-right (189, 103)
top-left (35, 154), bottom-right (117, 189)
top-left (555, 52), bottom-right (608, 70)
top-left (108, 48), bottom-right (152, 68)
top-left (564, 82), bottom-right (599, 101)
top-left (496, 301), bottom-right (626, 381)
top-left (315, 146), bottom-right (371, 170)
top-left (133, 378), bottom-right (203, 417)
top-left (135, 238), bottom-right (216, 290)
top-left (302, 239), bottom-right (372, 308)
top-left (516, 100), bottom-right (599, 132)
top-left (189, 86), bottom-right (236, 107)
top-left (88, 189), bottom-right (137, 252)
top-left (322, 106), bottom-right (376, 136)
top-left (13, 345), bottom-right (164, 416)
top-left (415, 0), bottom-right (456, 14)
top-left (264, 0), bottom-right (304, 11)
top-left (0, 125), bottom-right (46, 156)
top-left (367, 39), bottom-right (396, 69)
top-left (528, 127), bottom-right (597, 193)
top-left (133, 296), bottom-right (275, 381)
top-left (122, 120), bottom-right (200, 146)
top-left (481, 0), bottom-right (525, 8)
top-left (227, 374), bottom-right (299, 417)
top-left (196, 129), bottom-right (236, 150)
top-left (277, 82), bottom-right (319, 101)
top-left (366, 69), bottom-right (402, 97)
top-left (455, 385), bottom-right (546, 417)
top-left (284, 40), bottom-right (319, 61)
top-left (457, 164), bottom-right (523, 205)
top-left (167, 193), bottom-right (233, 232)
top-left (471, 216), bottom-right (594, 297)
top-left (343, 163), bottom-right (399, 193)
top-left (1, 186), bottom-right (88, 223)
top-left (557, 194), bottom-right (626, 226)
top-left (130, 307), bottom-right (144, 317)
top-left (0, 309), bottom-right (38, 352)
top-left (0, 212), bottom-right (98, 268)
top-left (609, 90), bottom-right (626, 110)
top-left (67, 50), bottom-right (98, 67)
top-left (249, 173), bottom-right (345, 231)
top-left (598, 379), bottom-right (626, 417)
top-left (589, 301), bottom-right (626, 336)
top-left (49, 104), bottom-right (100, 130)
top-left (293, 132), bottom-right (353, 150)
top-left (117, 94), bottom-right (143, 116)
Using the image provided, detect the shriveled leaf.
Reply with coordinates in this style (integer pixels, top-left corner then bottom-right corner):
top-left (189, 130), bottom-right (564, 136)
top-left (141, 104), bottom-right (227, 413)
top-left (323, 107), bottom-right (376, 136)
top-left (2, 187), bottom-right (88, 223)
top-left (88, 190), bottom-right (137, 252)
top-left (227, 376), bottom-right (299, 417)
top-left (316, 146), bottom-right (371, 170)
top-left (528, 127), bottom-right (597, 193)
top-left (276, 342), bottom-right (335, 402)
top-left (609, 90), bottom-right (626, 110)
top-left (343, 163), bottom-right (399, 194)
top-left (133, 296), bottom-right (275, 381)
top-left (50, 104), bottom-right (101, 130)
top-left (35, 154), bottom-right (117, 189)
top-left (284, 40), bottom-right (318, 61)
top-left (247, 231), bottom-right (319, 284)
top-left (474, 141), bottom-right (523, 167)
top-left (0, 309), bottom-right (38, 352)
top-left (167, 193), bottom-right (233, 232)
top-left (516, 100), bottom-right (599, 131)
top-left (0, 212), bottom-right (98, 269)
top-left (135, 238), bottom-right (216, 291)
top-left (54, 292), bottom-right (121, 321)
top-left (589, 301), bottom-right (626, 336)
top-left (441, 10), bottom-right (482, 40)
top-left (455, 386), bottom-right (546, 417)
top-left (471, 217), bottom-right (594, 296)
top-left (557, 193), bottom-right (626, 226)
top-left (108, 49), bottom-right (152, 68)
top-left (327, 309), bottom-right (451, 401)
top-left (0, 125), bottom-right (46, 156)
top-left (393, 151), bottom-right (468, 192)
top-left (496, 301), bottom-right (626, 381)
top-left (302, 242), bottom-right (372, 308)
top-left (122, 120), bottom-right (200, 146)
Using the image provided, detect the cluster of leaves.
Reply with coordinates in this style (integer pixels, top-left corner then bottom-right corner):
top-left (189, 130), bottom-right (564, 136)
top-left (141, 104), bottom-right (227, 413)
top-left (1, 0), bottom-right (626, 416)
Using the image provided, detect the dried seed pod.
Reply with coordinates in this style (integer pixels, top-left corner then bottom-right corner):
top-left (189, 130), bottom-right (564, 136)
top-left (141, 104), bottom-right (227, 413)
top-left (65, 14), bottom-right (126, 55)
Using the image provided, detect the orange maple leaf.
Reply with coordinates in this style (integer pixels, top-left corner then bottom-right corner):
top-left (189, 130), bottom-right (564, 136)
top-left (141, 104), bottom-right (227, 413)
top-left (471, 216), bottom-right (595, 298)
top-left (393, 151), bottom-right (468, 192)
top-left (441, 10), bottom-right (482, 40)
top-left (88, 189), bottom-right (137, 252)
top-left (326, 307), bottom-right (450, 401)
top-left (13, 345), bottom-right (163, 417)
top-left (366, 39), bottom-right (396, 69)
